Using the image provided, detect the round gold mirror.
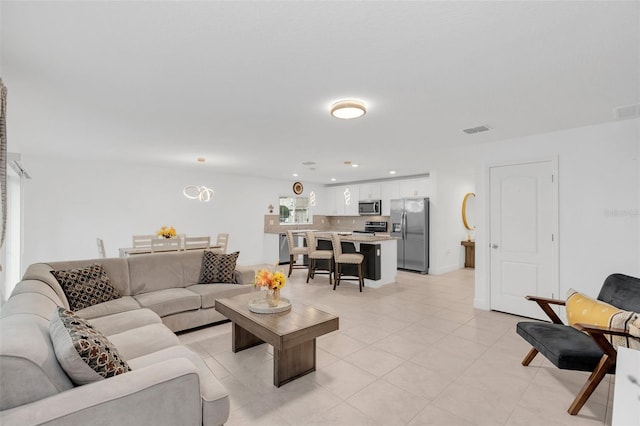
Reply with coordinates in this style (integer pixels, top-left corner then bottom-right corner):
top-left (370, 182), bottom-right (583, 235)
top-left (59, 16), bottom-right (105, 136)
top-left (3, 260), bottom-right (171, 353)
top-left (462, 192), bottom-right (476, 231)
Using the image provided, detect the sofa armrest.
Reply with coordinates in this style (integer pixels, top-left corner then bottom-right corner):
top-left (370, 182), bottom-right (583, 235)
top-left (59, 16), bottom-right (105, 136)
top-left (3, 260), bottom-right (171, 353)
top-left (234, 266), bottom-right (255, 285)
top-left (525, 295), bottom-right (566, 324)
top-left (0, 358), bottom-right (202, 426)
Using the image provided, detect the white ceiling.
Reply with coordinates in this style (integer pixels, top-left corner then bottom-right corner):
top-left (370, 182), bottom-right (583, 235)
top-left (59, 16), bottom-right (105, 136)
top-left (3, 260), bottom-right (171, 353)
top-left (2, 1), bottom-right (639, 184)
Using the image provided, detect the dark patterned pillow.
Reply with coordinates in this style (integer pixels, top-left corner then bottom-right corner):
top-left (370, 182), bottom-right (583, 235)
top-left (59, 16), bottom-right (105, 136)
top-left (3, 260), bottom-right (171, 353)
top-left (51, 264), bottom-right (120, 311)
top-left (50, 307), bottom-right (131, 385)
top-left (199, 251), bottom-right (240, 284)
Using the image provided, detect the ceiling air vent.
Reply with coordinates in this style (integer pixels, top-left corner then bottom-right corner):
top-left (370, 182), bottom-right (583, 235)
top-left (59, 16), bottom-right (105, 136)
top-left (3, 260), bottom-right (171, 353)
top-left (462, 125), bottom-right (490, 134)
top-left (614, 104), bottom-right (640, 120)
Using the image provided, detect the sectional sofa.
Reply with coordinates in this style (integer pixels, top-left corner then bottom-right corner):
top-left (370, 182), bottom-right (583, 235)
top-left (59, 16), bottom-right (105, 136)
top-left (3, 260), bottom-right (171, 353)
top-left (0, 250), bottom-right (256, 425)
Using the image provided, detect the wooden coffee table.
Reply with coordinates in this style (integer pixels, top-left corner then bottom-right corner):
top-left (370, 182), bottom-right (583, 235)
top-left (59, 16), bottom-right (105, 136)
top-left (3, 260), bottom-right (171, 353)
top-left (214, 292), bottom-right (339, 387)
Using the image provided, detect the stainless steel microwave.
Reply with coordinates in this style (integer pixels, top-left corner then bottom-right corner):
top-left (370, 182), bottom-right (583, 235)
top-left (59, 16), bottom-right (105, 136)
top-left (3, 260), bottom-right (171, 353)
top-left (358, 200), bottom-right (382, 215)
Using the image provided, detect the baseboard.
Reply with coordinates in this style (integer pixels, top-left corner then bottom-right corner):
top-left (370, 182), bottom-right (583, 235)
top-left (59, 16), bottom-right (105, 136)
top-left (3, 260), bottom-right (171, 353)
top-left (429, 264), bottom-right (463, 275)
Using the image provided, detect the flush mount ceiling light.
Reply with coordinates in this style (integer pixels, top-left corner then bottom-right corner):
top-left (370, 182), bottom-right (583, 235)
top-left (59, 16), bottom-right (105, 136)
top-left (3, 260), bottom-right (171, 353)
top-left (330, 100), bottom-right (366, 119)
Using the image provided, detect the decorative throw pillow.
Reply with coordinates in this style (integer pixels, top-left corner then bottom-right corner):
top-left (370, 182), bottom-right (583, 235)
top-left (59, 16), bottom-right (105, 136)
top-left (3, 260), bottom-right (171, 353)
top-left (50, 307), bottom-right (130, 385)
top-left (199, 251), bottom-right (240, 284)
top-left (51, 264), bottom-right (120, 311)
top-left (566, 288), bottom-right (640, 349)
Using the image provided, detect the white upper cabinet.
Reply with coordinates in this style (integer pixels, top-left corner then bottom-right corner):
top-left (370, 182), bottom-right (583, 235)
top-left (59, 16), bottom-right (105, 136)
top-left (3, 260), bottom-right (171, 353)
top-left (380, 181), bottom-right (399, 215)
top-left (325, 187), bottom-right (338, 215)
top-left (324, 177), bottom-right (430, 216)
top-left (399, 177), bottom-right (431, 198)
top-left (358, 183), bottom-right (381, 201)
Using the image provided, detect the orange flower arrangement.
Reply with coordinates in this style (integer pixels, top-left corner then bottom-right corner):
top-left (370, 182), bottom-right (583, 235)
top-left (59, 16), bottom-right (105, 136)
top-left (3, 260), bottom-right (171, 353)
top-left (254, 266), bottom-right (286, 290)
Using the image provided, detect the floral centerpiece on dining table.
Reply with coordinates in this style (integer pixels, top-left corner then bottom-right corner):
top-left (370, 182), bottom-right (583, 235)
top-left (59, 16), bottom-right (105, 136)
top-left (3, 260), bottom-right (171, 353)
top-left (254, 264), bottom-right (287, 307)
top-left (156, 226), bottom-right (177, 239)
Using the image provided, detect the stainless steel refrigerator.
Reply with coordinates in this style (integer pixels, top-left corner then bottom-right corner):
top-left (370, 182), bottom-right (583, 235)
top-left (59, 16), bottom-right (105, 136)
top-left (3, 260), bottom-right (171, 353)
top-left (390, 198), bottom-right (429, 273)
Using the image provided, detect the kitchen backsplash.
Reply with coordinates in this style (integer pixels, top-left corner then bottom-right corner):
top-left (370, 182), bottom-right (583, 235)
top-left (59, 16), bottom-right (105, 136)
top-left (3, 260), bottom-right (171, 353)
top-left (264, 215), bottom-right (390, 234)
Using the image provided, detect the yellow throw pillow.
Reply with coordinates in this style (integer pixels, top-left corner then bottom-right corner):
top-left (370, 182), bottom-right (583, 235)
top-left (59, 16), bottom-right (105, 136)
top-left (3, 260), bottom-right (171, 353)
top-left (566, 288), bottom-right (640, 350)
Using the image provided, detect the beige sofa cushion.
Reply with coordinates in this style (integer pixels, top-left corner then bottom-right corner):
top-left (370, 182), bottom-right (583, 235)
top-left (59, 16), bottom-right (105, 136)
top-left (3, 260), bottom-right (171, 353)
top-left (89, 308), bottom-right (162, 336)
top-left (134, 288), bottom-right (201, 317)
top-left (127, 250), bottom-right (205, 294)
top-left (107, 323), bottom-right (181, 360)
top-left (76, 296), bottom-right (140, 320)
top-left (187, 284), bottom-right (257, 309)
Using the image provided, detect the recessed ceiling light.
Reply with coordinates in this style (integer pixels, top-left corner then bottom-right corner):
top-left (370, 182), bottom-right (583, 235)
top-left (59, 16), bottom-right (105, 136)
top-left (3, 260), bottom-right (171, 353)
top-left (343, 160), bottom-right (352, 165)
top-left (292, 173), bottom-right (298, 177)
top-left (331, 100), bottom-right (366, 120)
top-left (389, 170), bottom-right (397, 175)
top-left (330, 178), bottom-right (337, 182)
top-left (351, 164), bottom-right (359, 168)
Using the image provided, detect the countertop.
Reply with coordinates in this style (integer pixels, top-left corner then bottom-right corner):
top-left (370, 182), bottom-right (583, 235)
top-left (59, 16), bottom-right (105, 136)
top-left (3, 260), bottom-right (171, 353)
top-left (313, 231), bottom-right (395, 243)
top-left (265, 229), bottom-right (395, 242)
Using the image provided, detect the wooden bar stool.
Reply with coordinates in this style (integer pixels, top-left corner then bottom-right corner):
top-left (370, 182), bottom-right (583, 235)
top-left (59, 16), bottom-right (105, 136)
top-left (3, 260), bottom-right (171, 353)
top-left (305, 231), bottom-right (333, 285)
top-left (330, 233), bottom-right (364, 292)
top-left (286, 230), bottom-right (310, 277)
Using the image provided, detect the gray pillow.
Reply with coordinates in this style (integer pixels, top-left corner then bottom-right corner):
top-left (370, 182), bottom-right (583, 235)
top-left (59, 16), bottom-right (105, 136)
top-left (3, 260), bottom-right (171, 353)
top-left (51, 264), bottom-right (120, 311)
top-left (50, 307), bottom-right (130, 385)
top-left (199, 251), bottom-right (240, 284)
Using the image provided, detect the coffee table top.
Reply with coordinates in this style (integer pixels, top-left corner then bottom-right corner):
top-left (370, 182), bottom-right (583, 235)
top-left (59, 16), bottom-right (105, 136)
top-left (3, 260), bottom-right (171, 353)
top-left (215, 292), bottom-right (339, 350)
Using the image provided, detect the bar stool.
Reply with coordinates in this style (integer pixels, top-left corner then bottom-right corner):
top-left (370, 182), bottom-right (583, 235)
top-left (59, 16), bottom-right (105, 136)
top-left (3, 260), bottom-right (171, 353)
top-left (286, 230), bottom-right (310, 277)
top-left (305, 231), bottom-right (333, 285)
top-left (330, 233), bottom-right (365, 292)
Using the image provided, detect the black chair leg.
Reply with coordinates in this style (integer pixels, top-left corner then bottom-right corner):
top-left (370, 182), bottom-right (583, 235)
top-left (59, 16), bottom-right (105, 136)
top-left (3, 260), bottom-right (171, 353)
top-left (306, 258), bottom-right (313, 283)
top-left (333, 264), bottom-right (340, 290)
top-left (358, 263), bottom-right (363, 292)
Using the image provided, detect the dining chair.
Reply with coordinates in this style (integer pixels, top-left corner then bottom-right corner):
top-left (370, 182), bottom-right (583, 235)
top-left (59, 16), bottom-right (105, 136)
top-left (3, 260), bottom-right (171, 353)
top-left (132, 234), bottom-right (155, 248)
top-left (96, 238), bottom-right (106, 258)
top-left (212, 233), bottom-right (229, 254)
top-left (305, 231), bottom-right (333, 285)
top-left (183, 236), bottom-right (211, 251)
top-left (150, 237), bottom-right (181, 253)
top-left (330, 233), bottom-right (364, 292)
top-left (286, 230), bottom-right (310, 277)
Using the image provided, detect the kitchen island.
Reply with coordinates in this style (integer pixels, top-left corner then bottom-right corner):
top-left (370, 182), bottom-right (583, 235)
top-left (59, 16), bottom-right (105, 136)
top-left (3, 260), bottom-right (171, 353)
top-left (313, 232), bottom-right (397, 288)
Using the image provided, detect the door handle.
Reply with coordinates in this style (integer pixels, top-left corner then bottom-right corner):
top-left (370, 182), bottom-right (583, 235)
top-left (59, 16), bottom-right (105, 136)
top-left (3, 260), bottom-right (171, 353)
top-left (491, 244), bottom-right (499, 249)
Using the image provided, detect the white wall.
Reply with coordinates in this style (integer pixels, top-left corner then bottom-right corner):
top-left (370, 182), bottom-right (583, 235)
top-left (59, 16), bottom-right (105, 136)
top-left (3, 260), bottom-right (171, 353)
top-left (20, 155), bottom-right (326, 272)
top-left (473, 118), bottom-right (640, 310)
top-left (429, 170), bottom-right (475, 274)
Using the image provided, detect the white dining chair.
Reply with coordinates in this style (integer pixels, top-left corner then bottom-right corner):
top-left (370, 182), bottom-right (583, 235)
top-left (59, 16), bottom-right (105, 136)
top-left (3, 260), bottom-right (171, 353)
top-left (183, 236), bottom-right (211, 251)
top-left (96, 238), bottom-right (106, 258)
top-left (132, 234), bottom-right (155, 248)
top-left (150, 237), bottom-right (181, 253)
top-left (211, 233), bottom-right (229, 254)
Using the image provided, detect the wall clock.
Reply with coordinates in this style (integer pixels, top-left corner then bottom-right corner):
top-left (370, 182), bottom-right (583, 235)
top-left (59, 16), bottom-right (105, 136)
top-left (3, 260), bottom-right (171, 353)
top-left (292, 181), bottom-right (303, 195)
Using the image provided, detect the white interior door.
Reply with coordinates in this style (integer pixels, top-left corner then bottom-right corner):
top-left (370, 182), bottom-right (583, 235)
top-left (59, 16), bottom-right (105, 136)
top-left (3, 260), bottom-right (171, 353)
top-left (489, 160), bottom-right (557, 320)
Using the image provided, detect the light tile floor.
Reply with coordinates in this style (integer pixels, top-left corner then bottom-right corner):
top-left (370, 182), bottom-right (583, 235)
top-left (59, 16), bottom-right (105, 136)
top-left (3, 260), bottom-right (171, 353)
top-left (178, 268), bottom-right (614, 425)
